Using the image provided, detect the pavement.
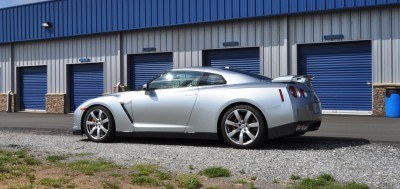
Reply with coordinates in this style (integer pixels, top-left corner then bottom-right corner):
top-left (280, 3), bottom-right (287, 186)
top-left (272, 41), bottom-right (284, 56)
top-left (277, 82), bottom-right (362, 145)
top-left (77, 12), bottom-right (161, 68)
top-left (0, 112), bottom-right (399, 143)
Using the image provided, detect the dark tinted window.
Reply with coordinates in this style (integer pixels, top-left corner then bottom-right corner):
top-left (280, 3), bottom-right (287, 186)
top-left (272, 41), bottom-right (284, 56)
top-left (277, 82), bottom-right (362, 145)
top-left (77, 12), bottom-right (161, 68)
top-left (224, 68), bottom-right (272, 81)
top-left (199, 73), bottom-right (227, 86)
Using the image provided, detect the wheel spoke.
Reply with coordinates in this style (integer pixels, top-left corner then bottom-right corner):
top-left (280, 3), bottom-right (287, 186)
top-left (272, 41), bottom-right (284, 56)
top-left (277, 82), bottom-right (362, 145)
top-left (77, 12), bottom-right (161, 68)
top-left (101, 118), bottom-right (109, 124)
top-left (100, 125), bottom-right (108, 133)
top-left (90, 112), bottom-right (98, 120)
top-left (96, 127), bottom-right (101, 138)
top-left (98, 110), bottom-right (103, 119)
top-left (239, 132), bottom-right (244, 145)
top-left (89, 127), bottom-right (96, 135)
top-left (233, 110), bottom-right (242, 122)
top-left (225, 120), bottom-right (238, 127)
top-left (248, 122), bottom-right (259, 128)
top-left (227, 129), bottom-right (240, 138)
top-left (243, 111), bottom-right (252, 123)
top-left (245, 130), bottom-right (256, 140)
top-left (86, 121), bottom-right (96, 126)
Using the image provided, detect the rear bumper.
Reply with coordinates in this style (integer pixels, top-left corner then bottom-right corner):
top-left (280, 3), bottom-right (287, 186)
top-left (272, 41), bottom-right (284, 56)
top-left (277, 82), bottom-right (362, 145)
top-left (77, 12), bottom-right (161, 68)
top-left (268, 120), bottom-right (321, 139)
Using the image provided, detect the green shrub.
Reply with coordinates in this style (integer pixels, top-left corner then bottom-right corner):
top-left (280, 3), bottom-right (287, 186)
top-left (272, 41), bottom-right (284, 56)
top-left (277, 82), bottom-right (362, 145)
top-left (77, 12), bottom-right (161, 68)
top-left (201, 167), bottom-right (231, 178)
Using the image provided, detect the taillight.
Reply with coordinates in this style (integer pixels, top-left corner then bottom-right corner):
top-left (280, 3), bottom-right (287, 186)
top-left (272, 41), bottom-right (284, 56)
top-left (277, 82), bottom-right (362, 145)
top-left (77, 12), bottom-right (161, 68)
top-left (289, 86), bottom-right (298, 98)
top-left (299, 89), bottom-right (305, 97)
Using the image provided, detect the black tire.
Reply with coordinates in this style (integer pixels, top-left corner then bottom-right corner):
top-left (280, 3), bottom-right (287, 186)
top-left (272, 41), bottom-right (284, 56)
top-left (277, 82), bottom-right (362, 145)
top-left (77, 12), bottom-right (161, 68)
top-left (220, 105), bottom-right (267, 149)
top-left (83, 106), bottom-right (115, 142)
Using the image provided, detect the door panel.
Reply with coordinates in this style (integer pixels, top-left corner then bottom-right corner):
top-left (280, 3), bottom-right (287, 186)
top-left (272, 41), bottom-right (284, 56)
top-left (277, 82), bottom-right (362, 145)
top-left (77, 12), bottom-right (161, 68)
top-left (131, 87), bottom-right (199, 132)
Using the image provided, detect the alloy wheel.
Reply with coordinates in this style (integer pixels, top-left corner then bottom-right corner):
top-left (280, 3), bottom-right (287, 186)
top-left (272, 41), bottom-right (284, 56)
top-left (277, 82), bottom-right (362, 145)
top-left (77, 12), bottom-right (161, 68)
top-left (85, 109), bottom-right (110, 140)
top-left (224, 109), bottom-right (260, 145)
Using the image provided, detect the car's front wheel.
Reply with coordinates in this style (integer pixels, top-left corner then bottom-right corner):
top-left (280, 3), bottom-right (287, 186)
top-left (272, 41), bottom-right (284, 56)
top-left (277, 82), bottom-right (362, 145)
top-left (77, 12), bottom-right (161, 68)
top-left (220, 105), bottom-right (267, 149)
top-left (83, 106), bottom-right (115, 142)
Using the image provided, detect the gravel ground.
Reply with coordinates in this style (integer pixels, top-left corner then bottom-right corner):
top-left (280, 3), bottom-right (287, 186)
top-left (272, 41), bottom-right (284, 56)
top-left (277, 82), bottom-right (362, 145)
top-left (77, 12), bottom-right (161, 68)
top-left (0, 128), bottom-right (399, 189)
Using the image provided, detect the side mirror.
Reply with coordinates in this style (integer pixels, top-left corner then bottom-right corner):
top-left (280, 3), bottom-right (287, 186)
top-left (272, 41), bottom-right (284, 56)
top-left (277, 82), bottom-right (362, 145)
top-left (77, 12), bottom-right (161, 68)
top-left (142, 83), bottom-right (149, 91)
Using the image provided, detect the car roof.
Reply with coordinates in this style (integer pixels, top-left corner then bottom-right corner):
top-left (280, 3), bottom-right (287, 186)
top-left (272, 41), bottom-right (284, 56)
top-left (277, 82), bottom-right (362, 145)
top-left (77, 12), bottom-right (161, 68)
top-left (170, 67), bottom-right (262, 84)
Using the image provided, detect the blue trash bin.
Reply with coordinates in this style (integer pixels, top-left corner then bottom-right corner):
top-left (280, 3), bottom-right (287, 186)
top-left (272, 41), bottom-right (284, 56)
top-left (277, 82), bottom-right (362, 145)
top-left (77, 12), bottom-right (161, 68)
top-left (385, 88), bottom-right (400, 118)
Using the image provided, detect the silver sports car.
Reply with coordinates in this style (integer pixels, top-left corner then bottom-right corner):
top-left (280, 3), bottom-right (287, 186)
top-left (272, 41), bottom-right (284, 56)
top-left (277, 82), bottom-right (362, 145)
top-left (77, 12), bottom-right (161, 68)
top-left (72, 67), bottom-right (321, 149)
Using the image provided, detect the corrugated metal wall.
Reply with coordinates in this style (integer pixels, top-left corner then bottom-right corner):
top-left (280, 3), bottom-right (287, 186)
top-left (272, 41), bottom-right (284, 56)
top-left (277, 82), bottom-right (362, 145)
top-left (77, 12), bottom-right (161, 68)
top-left (13, 34), bottom-right (121, 94)
top-left (289, 6), bottom-right (400, 83)
top-left (0, 6), bottom-right (399, 95)
top-left (0, 45), bottom-right (11, 93)
top-left (122, 17), bottom-right (288, 81)
top-left (1, 0), bottom-right (400, 44)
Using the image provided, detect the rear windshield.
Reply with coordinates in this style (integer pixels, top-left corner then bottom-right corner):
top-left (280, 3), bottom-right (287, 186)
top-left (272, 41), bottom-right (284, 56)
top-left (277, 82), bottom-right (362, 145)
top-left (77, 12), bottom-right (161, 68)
top-left (225, 68), bottom-right (272, 81)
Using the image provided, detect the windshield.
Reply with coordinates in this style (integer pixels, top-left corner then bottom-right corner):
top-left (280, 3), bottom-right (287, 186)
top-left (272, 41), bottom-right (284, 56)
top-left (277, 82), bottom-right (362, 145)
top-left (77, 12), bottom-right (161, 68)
top-left (224, 68), bottom-right (272, 81)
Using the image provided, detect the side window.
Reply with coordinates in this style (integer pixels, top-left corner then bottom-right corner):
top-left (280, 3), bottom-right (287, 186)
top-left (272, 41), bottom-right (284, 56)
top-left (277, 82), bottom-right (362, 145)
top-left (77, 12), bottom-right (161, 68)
top-left (149, 71), bottom-right (203, 90)
top-left (199, 73), bottom-right (227, 86)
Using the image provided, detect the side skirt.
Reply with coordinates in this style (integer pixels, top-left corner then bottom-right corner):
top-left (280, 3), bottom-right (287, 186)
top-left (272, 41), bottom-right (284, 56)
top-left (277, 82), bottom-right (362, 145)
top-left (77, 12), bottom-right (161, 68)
top-left (116, 132), bottom-right (219, 140)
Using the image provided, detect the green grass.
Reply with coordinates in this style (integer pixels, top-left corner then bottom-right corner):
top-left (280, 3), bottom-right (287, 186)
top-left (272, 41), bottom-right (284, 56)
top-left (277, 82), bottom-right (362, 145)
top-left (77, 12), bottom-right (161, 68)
top-left (201, 167), bottom-right (231, 178)
top-left (130, 164), bottom-right (173, 186)
top-left (67, 159), bottom-right (119, 175)
top-left (188, 165), bottom-right (194, 170)
top-left (291, 174), bottom-right (301, 180)
top-left (165, 184), bottom-right (174, 189)
top-left (251, 176), bottom-right (257, 181)
top-left (24, 157), bottom-right (41, 165)
top-left (102, 181), bottom-right (120, 189)
top-left (234, 179), bottom-right (248, 185)
top-left (131, 164), bottom-right (160, 176)
top-left (46, 155), bottom-right (68, 163)
top-left (0, 150), bottom-right (36, 181)
top-left (39, 177), bottom-right (69, 188)
top-left (291, 173), bottom-right (369, 189)
top-left (131, 175), bottom-right (161, 186)
top-left (176, 174), bottom-right (201, 189)
top-left (110, 173), bottom-right (124, 178)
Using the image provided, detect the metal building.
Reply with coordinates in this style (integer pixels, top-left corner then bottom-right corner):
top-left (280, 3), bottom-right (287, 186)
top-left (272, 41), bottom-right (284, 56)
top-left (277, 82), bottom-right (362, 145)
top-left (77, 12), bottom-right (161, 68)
top-left (0, 0), bottom-right (399, 116)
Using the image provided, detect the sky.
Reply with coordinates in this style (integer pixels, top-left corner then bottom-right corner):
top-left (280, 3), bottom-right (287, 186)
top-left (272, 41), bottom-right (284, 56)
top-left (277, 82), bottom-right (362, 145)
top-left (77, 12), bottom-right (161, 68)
top-left (0, 0), bottom-right (49, 9)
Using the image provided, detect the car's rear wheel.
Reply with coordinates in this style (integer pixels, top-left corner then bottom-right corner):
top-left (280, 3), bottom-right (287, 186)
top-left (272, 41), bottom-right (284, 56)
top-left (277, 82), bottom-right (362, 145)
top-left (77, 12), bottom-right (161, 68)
top-left (220, 105), bottom-right (267, 149)
top-left (83, 106), bottom-right (115, 142)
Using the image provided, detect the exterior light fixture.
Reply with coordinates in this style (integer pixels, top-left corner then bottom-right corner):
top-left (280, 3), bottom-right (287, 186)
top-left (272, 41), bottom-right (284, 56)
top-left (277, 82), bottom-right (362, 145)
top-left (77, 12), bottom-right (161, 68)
top-left (42, 22), bottom-right (52, 28)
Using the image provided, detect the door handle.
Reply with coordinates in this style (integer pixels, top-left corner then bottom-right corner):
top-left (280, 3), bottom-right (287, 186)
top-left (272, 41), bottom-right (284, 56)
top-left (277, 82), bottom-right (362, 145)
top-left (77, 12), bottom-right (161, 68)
top-left (366, 81), bottom-right (372, 86)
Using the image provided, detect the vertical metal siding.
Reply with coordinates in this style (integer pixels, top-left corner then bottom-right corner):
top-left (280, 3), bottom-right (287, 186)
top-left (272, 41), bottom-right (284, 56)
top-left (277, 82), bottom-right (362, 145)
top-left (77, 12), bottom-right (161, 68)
top-left (69, 63), bottom-right (103, 111)
top-left (0, 45), bottom-right (11, 93)
top-left (13, 34), bottom-right (121, 94)
top-left (19, 66), bottom-right (47, 110)
top-left (0, 6), bottom-right (398, 99)
top-left (299, 42), bottom-right (372, 111)
top-left (123, 18), bottom-right (285, 81)
top-left (1, 0), bottom-right (400, 44)
top-left (289, 6), bottom-right (400, 84)
top-left (129, 53), bottom-right (173, 90)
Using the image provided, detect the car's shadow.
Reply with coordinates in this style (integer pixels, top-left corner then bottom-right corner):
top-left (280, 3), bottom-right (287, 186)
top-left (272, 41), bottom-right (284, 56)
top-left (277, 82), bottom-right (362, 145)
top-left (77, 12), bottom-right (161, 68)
top-left (81, 135), bottom-right (370, 150)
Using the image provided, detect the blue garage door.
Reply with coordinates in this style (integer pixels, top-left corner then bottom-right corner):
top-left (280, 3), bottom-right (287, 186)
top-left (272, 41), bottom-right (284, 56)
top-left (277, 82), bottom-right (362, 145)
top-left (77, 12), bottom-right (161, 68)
top-left (69, 63), bottom-right (103, 111)
top-left (204, 48), bottom-right (260, 74)
top-left (299, 41), bottom-right (372, 111)
top-left (130, 53), bottom-right (173, 90)
top-left (20, 66), bottom-right (47, 110)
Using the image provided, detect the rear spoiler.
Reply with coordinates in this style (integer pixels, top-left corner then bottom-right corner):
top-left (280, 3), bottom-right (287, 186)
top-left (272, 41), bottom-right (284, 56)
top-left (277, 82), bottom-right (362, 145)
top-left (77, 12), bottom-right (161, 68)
top-left (272, 75), bottom-right (314, 83)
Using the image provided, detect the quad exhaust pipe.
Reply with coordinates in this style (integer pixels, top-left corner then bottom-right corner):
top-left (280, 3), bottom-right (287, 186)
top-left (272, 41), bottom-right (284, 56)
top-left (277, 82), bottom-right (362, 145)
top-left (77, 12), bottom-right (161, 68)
top-left (295, 122), bottom-right (309, 132)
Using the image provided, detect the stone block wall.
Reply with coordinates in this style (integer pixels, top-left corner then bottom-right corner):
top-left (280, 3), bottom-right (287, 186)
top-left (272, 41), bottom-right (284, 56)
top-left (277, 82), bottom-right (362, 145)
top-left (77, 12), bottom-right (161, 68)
top-left (46, 94), bottom-right (65, 114)
top-left (373, 84), bottom-right (400, 116)
top-left (0, 93), bottom-right (15, 112)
